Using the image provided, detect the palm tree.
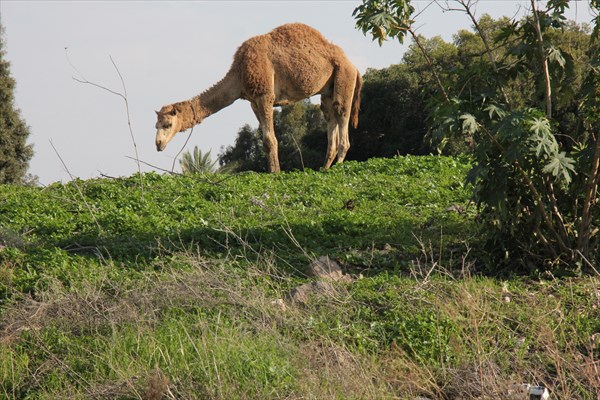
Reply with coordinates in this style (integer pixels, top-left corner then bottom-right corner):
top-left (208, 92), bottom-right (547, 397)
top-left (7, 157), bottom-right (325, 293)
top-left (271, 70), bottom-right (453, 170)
top-left (179, 146), bottom-right (217, 174)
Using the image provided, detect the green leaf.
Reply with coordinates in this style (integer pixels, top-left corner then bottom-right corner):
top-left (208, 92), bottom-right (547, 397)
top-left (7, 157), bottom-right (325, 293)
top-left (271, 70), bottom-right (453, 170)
top-left (460, 113), bottom-right (478, 135)
top-left (528, 116), bottom-right (558, 157)
top-left (353, 0), bottom-right (414, 46)
top-left (528, 116), bottom-right (551, 136)
top-left (547, 46), bottom-right (566, 68)
top-left (542, 151), bottom-right (576, 184)
top-left (530, 133), bottom-right (558, 158)
top-left (484, 104), bottom-right (507, 120)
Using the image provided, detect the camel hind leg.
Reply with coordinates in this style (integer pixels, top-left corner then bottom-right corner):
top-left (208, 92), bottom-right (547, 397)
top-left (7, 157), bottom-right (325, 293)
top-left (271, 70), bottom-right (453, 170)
top-left (320, 93), bottom-right (340, 170)
top-left (331, 64), bottom-right (358, 164)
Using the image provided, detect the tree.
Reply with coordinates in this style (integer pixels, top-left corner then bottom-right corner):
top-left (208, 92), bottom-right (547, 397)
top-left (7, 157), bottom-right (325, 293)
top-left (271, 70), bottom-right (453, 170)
top-left (349, 37), bottom-right (460, 160)
top-left (349, 64), bottom-right (425, 159)
top-left (0, 24), bottom-right (33, 184)
top-left (218, 124), bottom-right (267, 173)
top-left (275, 100), bottom-right (327, 171)
top-left (179, 146), bottom-right (217, 174)
top-left (219, 100), bottom-right (327, 172)
top-left (354, 0), bottom-right (600, 273)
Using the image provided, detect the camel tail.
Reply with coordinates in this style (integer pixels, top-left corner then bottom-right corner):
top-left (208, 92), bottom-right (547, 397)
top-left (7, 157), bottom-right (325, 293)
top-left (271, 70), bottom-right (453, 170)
top-left (350, 70), bottom-right (362, 129)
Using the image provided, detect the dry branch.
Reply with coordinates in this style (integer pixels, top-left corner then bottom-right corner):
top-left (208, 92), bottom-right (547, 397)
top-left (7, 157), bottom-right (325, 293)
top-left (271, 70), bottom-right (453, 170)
top-left (65, 49), bottom-right (145, 198)
top-left (49, 140), bottom-right (103, 235)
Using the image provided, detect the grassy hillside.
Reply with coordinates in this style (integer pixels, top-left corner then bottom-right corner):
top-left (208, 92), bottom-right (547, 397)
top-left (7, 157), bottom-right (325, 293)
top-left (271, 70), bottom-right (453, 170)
top-left (0, 156), bottom-right (598, 399)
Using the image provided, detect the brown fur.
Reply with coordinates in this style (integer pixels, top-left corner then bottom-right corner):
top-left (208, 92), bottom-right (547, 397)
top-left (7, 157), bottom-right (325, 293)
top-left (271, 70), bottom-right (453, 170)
top-left (351, 71), bottom-right (362, 129)
top-left (155, 23), bottom-right (362, 172)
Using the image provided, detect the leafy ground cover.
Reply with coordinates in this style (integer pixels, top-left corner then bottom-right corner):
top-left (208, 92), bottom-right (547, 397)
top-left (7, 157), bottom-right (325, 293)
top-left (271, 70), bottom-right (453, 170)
top-left (0, 156), bottom-right (598, 399)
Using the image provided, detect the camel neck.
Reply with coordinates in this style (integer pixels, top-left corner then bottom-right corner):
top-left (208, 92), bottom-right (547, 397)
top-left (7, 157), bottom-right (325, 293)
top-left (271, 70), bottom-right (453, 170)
top-left (197, 68), bottom-right (241, 120)
top-left (175, 97), bottom-right (204, 132)
top-left (175, 68), bottom-right (241, 132)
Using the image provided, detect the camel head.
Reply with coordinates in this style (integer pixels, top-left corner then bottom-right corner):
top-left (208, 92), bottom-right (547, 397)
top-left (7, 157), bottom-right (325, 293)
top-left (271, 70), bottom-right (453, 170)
top-left (155, 105), bottom-right (181, 151)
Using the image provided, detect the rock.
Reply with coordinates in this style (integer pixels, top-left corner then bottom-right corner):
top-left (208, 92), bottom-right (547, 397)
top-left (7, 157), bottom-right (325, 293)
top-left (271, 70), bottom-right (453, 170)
top-left (506, 383), bottom-right (549, 400)
top-left (278, 256), bottom-right (355, 307)
top-left (308, 256), bottom-right (353, 283)
top-left (529, 386), bottom-right (550, 399)
top-left (507, 383), bottom-right (530, 399)
top-left (286, 281), bottom-right (336, 304)
top-left (271, 298), bottom-right (287, 311)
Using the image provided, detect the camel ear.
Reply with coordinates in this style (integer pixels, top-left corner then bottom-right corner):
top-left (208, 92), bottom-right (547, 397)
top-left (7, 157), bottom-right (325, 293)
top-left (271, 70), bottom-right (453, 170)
top-left (169, 108), bottom-right (177, 116)
top-left (155, 110), bottom-right (160, 116)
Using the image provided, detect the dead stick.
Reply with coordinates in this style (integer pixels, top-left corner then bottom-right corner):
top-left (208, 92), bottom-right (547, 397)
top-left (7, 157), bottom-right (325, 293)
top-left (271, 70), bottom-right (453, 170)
top-left (50, 140), bottom-right (103, 235)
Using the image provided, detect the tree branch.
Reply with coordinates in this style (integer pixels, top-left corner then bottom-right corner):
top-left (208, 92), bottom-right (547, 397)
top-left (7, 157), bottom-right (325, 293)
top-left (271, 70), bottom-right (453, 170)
top-left (530, 0), bottom-right (553, 118)
top-left (577, 131), bottom-right (600, 258)
top-left (453, 0), bottom-right (511, 106)
top-left (408, 27), bottom-right (451, 103)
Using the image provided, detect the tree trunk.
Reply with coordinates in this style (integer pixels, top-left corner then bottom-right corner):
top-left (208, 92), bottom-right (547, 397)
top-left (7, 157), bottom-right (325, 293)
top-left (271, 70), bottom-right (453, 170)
top-left (530, 0), bottom-right (552, 118)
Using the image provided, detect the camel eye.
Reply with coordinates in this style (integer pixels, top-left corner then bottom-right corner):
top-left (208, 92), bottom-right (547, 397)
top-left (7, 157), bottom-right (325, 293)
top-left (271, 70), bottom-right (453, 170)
top-left (164, 123), bottom-right (172, 129)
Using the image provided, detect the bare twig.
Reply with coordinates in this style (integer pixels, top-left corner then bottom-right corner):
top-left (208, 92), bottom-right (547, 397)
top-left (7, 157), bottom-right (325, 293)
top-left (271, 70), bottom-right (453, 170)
top-left (413, 0), bottom-right (437, 20)
top-left (65, 49), bottom-right (144, 199)
top-left (408, 27), bottom-right (451, 103)
top-left (125, 156), bottom-right (236, 186)
top-left (49, 140), bottom-right (103, 235)
top-left (125, 156), bottom-right (182, 176)
top-left (109, 56), bottom-right (143, 187)
top-left (448, 0), bottom-right (511, 105)
top-left (576, 250), bottom-right (600, 276)
top-left (290, 133), bottom-right (306, 171)
top-left (171, 126), bottom-right (195, 173)
top-left (98, 172), bottom-right (118, 179)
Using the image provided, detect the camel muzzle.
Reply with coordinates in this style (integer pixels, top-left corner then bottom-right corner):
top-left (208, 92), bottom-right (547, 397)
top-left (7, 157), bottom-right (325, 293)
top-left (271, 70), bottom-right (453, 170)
top-left (155, 132), bottom-right (168, 151)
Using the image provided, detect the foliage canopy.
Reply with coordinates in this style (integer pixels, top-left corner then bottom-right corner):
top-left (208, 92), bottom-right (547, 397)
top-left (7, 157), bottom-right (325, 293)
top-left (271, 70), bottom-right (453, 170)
top-left (0, 24), bottom-right (33, 185)
top-left (219, 100), bottom-right (327, 172)
top-left (354, 0), bottom-right (600, 273)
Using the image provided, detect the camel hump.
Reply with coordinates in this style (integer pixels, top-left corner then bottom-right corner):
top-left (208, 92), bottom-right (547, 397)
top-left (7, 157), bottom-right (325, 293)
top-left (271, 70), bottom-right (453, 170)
top-left (269, 23), bottom-right (329, 43)
top-left (266, 23), bottom-right (343, 63)
top-left (234, 23), bottom-right (344, 99)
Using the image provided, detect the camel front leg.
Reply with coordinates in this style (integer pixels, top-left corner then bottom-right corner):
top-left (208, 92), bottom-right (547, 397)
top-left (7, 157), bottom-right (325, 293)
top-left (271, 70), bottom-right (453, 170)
top-left (320, 95), bottom-right (340, 170)
top-left (251, 98), bottom-right (280, 173)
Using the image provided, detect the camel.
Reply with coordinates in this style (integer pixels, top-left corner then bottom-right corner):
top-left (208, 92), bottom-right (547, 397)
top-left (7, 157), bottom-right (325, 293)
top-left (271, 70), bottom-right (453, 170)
top-left (155, 23), bottom-right (362, 173)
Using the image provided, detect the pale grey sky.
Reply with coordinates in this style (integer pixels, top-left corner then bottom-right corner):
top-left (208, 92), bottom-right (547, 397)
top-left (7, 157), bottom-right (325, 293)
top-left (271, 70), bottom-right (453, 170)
top-left (0, 1), bottom-right (595, 184)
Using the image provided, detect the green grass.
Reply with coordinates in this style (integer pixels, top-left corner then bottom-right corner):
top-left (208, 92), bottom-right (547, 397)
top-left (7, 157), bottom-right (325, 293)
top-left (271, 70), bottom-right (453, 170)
top-left (0, 156), bottom-right (473, 294)
top-left (0, 156), bottom-right (598, 399)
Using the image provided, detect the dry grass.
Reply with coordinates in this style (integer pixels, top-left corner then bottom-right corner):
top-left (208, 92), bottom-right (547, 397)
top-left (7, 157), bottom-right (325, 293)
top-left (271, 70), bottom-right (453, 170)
top-left (1, 245), bottom-right (599, 399)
